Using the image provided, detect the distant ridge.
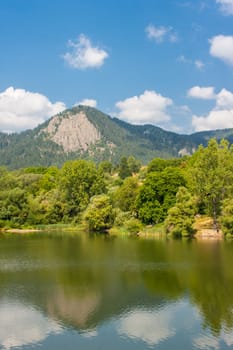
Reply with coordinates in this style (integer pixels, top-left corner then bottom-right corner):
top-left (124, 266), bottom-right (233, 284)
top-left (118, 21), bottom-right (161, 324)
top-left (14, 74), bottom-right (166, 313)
top-left (1, 105), bottom-right (233, 169)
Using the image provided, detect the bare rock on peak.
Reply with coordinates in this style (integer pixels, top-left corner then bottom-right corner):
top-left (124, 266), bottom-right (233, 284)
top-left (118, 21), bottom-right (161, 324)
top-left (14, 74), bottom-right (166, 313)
top-left (44, 111), bottom-right (101, 152)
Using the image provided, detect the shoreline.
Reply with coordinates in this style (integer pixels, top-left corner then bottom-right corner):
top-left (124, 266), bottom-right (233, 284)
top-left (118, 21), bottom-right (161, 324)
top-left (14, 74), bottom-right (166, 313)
top-left (4, 229), bottom-right (41, 234)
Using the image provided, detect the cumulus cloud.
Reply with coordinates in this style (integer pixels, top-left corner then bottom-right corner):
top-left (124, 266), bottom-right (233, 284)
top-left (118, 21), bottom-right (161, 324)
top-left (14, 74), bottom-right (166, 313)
top-left (115, 90), bottom-right (172, 125)
top-left (192, 87), bottom-right (233, 131)
top-left (63, 34), bottom-right (108, 69)
top-left (0, 87), bottom-right (66, 133)
top-left (75, 98), bottom-right (97, 108)
top-left (187, 86), bottom-right (216, 99)
top-left (145, 24), bottom-right (178, 43)
top-left (216, 0), bottom-right (233, 15)
top-left (216, 88), bottom-right (233, 108)
top-left (192, 109), bottom-right (233, 131)
top-left (210, 35), bottom-right (233, 66)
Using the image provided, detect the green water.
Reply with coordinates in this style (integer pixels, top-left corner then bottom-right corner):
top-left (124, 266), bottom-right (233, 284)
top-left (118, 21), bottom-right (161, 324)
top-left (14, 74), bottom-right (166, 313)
top-left (0, 233), bottom-right (233, 349)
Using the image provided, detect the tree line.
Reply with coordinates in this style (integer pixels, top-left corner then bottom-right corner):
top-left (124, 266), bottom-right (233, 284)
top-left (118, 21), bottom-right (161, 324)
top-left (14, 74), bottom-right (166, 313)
top-left (1, 138), bottom-right (233, 237)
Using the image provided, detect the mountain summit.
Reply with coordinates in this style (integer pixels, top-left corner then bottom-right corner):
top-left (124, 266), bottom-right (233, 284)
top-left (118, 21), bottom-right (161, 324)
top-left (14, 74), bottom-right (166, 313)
top-left (1, 105), bottom-right (233, 169)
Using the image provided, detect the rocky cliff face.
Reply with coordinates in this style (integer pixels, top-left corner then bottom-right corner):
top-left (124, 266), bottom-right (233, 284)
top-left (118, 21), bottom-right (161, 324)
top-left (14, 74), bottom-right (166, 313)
top-left (44, 111), bottom-right (101, 152)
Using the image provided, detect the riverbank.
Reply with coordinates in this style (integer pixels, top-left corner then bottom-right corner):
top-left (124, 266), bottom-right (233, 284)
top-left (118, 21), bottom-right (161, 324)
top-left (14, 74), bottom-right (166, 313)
top-left (5, 228), bottom-right (40, 234)
top-left (0, 216), bottom-right (225, 240)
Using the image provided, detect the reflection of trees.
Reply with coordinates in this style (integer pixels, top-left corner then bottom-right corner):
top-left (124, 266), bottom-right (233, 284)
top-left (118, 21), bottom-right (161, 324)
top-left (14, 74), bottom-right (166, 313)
top-left (1, 234), bottom-right (233, 336)
top-left (187, 242), bottom-right (233, 334)
top-left (137, 240), bottom-right (184, 298)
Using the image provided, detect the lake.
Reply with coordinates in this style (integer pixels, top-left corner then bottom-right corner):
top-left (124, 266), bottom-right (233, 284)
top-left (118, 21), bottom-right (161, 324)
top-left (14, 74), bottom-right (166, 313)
top-left (0, 232), bottom-right (233, 349)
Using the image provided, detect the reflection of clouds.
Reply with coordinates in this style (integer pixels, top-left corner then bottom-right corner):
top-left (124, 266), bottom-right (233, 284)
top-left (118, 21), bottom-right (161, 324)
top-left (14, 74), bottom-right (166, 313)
top-left (81, 329), bottom-right (98, 338)
top-left (193, 334), bottom-right (219, 350)
top-left (118, 304), bottom-right (180, 346)
top-left (0, 302), bottom-right (62, 349)
top-left (193, 330), bottom-right (233, 349)
top-left (222, 331), bottom-right (233, 346)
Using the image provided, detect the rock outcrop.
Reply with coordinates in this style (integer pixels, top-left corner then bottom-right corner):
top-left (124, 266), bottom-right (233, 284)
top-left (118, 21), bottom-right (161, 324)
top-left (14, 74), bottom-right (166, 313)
top-left (44, 111), bottom-right (101, 152)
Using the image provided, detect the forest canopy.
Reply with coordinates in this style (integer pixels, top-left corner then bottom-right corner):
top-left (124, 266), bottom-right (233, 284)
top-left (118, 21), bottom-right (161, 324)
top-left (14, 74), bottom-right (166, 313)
top-left (1, 139), bottom-right (233, 237)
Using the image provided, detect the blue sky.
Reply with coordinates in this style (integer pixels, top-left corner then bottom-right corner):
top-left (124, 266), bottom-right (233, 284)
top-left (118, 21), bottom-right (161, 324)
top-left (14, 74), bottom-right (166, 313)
top-left (0, 0), bottom-right (233, 134)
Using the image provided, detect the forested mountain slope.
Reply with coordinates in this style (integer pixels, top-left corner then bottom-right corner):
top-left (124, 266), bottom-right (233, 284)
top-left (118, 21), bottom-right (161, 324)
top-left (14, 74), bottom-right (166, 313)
top-left (1, 105), bottom-right (233, 169)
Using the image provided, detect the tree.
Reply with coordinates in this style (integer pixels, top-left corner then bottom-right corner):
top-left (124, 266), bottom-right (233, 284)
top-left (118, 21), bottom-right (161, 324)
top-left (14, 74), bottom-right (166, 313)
top-left (98, 161), bottom-right (113, 175)
top-left (127, 156), bottom-right (141, 174)
top-left (0, 187), bottom-right (28, 226)
top-left (113, 177), bottom-right (139, 213)
top-left (187, 139), bottom-right (233, 230)
top-left (136, 167), bottom-right (185, 224)
top-left (118, 157), bottom-right (131, 179)
top-left (220, 198), bottom-right (233, 236)
top-left (59, 160), bottom-right (105, 219)
top-left (84, 195), bottom-right (114, 232)
top-left (147, 157), bottom-right (183, 173)
top-left (164, 187), bottom-right (197, 237)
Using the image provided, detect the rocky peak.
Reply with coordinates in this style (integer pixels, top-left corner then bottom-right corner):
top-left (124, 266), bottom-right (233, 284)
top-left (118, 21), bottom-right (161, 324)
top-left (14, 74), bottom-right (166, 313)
top-left (44, 111), bottom-right (101, 152)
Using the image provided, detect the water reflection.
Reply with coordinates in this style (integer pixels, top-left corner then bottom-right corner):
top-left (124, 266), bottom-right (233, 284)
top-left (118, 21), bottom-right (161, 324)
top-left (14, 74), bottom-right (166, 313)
top-left (1, 235), bottom-right (233, 349)
top-left (0, 301), bottom-right (62, 349)
top-left (118, 301), bottom-right (197, 346)
top-left (193, 329), bottom-right (233, 350)
top-left (118, 307), bottom-right (176, 345)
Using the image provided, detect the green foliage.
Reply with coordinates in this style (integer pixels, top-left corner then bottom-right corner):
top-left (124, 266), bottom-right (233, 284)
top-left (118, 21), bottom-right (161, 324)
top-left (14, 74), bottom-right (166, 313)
top-left (114, 209), bottom-right (131, 227)
top-left (127, 156), bottom-right (141, 174)
top-left (59, 160), bottom-right (105, 218)
top-left (147, 157), bottom-right (183, 173)
top-left (0, 188), bottom-right (28, 226)
top-left (39, 166), bottom-right (60, 192)
top-left (2, 105), bottom-right (233, 169)
top-left (136, 167), bottom-right (185, 224)
top-left (118, 156), bottom-right (132, 179)
top-left (98, 161), bottom-right (113, 175)
top-left (124, 218), bottom-right (143, 235)
top-left (164, 187), bottom-right (197, 237)
top-left (1, 136), bottom-right (233, 233)
top-left (187, 139), bottom-right (233, 229)
top-left (220, 198), bottom-right (233, 236)
top-left (84, 195), bottom-right (115, 232)
top-left (113, 177), bottom-right (139, 213)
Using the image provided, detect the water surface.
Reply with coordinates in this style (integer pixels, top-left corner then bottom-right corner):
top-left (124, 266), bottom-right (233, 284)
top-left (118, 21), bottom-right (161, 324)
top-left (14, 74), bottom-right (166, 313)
top-left (0, 233), bottom-right (233, 349)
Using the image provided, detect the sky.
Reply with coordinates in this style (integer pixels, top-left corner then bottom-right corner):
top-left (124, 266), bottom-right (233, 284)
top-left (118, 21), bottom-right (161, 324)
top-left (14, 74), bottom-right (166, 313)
top-left (0, 0), bottom-right (233, 134)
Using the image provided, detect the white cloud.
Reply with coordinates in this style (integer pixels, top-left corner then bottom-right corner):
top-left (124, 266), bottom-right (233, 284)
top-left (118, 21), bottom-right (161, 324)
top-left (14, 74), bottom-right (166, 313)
top-left (192, 109), bottom-right (233, 131)
top-left (0, 302), bottom-right (62, 350)
top-left (195, 60), bottom-right (205, 70)
top-left (216, 88), bottom-right (233, 108)
top-left (178, 56), bottom-right (205, 70)
top-left (115, 90), bottom-right (172, 125)
top-left (145, 24), bottom-right (178, 43)
top-left (63, 34), bottom-right (108, 69)
top-left (177, 55), bottom-right (191, 64)
top-left (0, 87), bottom-right (66, 133)
top-left (216, 0), bottom-right (233, 15)
top-left (191, 88), bottom-right (233, 131)
top-left (210, 35), bottom-right (233, 66)
top-left (75, 98), bottom-right (97, 108)
top-left (187, 86), bottom-right (216, 99)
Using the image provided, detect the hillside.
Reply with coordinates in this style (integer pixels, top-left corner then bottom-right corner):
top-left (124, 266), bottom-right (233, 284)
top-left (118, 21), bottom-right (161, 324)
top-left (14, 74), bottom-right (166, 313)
top-left (1, 105), bottom-right (233, 169)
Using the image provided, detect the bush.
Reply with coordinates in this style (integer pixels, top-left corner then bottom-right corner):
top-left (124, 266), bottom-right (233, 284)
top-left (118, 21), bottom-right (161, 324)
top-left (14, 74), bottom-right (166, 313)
top-left (124, 218), bottom-right (143, 235)
top-left (84, 195), bottom-right (115, 233)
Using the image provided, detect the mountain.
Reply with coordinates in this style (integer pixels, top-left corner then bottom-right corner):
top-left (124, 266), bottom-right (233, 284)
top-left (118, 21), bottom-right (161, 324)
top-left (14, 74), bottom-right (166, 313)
top-left (1, 105), bottom-right (233, 169)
